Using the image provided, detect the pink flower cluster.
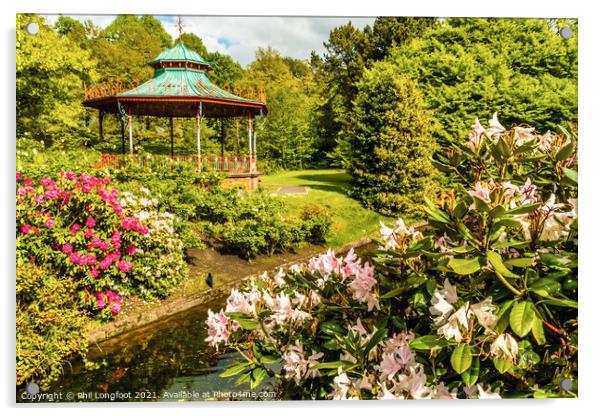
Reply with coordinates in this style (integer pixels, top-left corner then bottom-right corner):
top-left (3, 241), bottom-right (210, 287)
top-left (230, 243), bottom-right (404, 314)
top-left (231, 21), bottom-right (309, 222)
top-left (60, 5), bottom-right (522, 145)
top-left (90, 237), bottom-right (111, 251)
top-left (121, 217), bottom-right (149, 235)
top-left (69, 251), bottom-right (97, 266)
top-left (88, 289), bottom-right (123, 315)
top-left (98, 252), bottom-right (121, 270)
top-left (205, 309), bottom-right (235, 348)
top-left (16, 171), bottom-right (151, 319)
top-left (307, 248), bottom-right (379, 311)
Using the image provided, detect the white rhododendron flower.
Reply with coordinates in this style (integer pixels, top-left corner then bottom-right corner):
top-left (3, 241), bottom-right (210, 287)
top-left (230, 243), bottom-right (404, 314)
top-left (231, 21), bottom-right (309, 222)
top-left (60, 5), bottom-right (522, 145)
top-left (308, 249), bottom-right (342, 286)
top-left (433, 383), bottom-right (456, 400)
top-left (380, 221), bottom-right (398, 250)
top-left (476, 384), bottom-right (502, 399)
top-left (272, 267), bottom-right (286, 287)
top-left (263, 292), bottom-right (310, 325)
top-left (538, 130), bottom-right (554, 152)
top-left (490, 333), bottom-right (519, 361)
top-left (330, 368), bottom-right (353, 400)
top-left (205, 309), bottom-right (234, 349)
top-left (486, 112), bottom-right (506, 138)
top-left (470, 297), bottom-right (497, 330)
top-left (469, 181), bottom-right (492, 204)
top-left (437, 303), bottom-right (472, 343)
top-left (282, 340), bottom-right (324, 382)
top-left (518, 178), bottom-right (538, 205)
top-left (225, 288), bottom-right (257, 315)
top-left (467, 117), bottom-right (485, 150)
top-left (513, 126), bottom-right (535, 146)
top-left (429, 278), bottom-right (457, 322)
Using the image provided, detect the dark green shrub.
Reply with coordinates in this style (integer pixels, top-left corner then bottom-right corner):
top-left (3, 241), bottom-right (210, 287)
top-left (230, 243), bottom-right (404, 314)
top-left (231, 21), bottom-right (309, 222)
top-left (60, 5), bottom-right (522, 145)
top-left (299, 204), bottom-right (332, 244)
top-left (347, 64), bottom-right (439, 216)
top-left (16, 262), bottom-right (89, 388)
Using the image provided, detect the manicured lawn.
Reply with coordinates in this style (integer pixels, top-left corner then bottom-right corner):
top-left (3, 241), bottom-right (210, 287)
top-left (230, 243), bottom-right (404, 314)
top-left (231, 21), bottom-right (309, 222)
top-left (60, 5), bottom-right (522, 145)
top-left (261, 169), bottom-right (390, 247)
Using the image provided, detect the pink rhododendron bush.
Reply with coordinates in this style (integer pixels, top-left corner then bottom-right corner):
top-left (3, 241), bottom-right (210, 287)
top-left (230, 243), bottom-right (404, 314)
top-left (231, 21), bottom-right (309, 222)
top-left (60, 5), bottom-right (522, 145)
top-left (206, 115), bottom-right (577, 399)
top-left (16, 171), bottom-right (187, 318)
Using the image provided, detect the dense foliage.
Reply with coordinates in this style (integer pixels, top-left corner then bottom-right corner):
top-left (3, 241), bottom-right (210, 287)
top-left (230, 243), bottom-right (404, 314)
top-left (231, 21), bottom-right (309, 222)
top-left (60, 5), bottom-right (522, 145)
top-left (347, 65), bottom-right (438, 216)
top-left (16, 14), bottom-right (97, 146)
top-left (207, 116), bottom-right (577, 399)
top-left (16, 263), bottom-right (90, 388)
top-left (389, 18), bottom-right (578, 147)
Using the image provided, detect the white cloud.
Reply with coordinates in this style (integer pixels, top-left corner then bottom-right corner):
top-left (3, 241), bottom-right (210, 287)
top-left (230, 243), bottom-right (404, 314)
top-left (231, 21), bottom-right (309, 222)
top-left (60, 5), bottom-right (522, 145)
top-left (40, 14), bottom-right (375, 67)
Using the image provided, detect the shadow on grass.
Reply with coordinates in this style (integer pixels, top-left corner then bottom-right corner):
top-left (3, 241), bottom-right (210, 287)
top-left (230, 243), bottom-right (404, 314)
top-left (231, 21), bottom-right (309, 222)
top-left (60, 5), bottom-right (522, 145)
top-left (294, 171), bottom-right (351, 196)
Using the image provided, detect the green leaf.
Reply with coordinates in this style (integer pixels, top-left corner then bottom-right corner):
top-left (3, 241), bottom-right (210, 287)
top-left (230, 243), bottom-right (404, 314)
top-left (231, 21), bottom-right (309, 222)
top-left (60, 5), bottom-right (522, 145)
top-left (451, 343), bottom-right (472, 374)
top-left (504, 203), bottom-right (541, 216)
top-left (363, 327), bottom-right (388, 359)
top-left (562, 167), bottom-right (578, 185)
top-left (555, 142), bottom-right (574, 161)
top-left (220, 360), bottom-right (251, 378)
top-left (320, 321), bottom-right (346, 336)
top-left (510, 301), bottom-right (536, 337)
top-left (529, 278), bottom-right (561, 297)
top-left (461, 356), bottom-right (480, 387)
top-left (250, 367), bottom-right (269, 390)
top-left (225, 312), bottom-right (258, 330)
top-left (538, 297), bottom-right (578, 309)
top-left (450, 245), bottom-right (476, 254)
top-left (531, 317), bottom-right (546, 346)
top-left (236, 318), bottom-right (258, 330)
top-left (456, 222), bottom-right (479, 244)
top-left (472, 194), bottom-right (490, 212)
top-left (410, 335), bottom-right (451, 350)
top-left (504, 258), bottom-right (534, 268)
top-left (311, 360), bottom-right (353, 370)
top-left (487, 250), bottom-right (520, 279)
top-left (448, 257), bottom-right (482, 275)
top-left (381, 287), bottom-right (405, 299)
top-left (492, 356), bottom-right (513, 374)
top-left (494, 300), bottom-right (515, 333)
top-left (490, 205), bottom-right (506, 218)
top-left (424, 198), bottom-right (451, 224)
top-left (236, 371), bottom-right (251, 385)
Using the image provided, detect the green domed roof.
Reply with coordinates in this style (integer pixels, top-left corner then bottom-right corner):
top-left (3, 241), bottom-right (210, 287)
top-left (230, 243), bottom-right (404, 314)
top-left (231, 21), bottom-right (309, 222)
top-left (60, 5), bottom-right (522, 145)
top-left (148, 41), bottom-right (212, 68)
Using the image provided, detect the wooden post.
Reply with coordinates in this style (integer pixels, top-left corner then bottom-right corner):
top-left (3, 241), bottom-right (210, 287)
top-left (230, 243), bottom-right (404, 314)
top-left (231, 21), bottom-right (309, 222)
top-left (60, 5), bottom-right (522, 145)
top-left (169, 117), bottom-right (174, 158)
top-left (220, 119), bottom-right (225, 159)
top-left (196, 107), bottom-right (201, 172)
top-left (120, 116), bottom-right (125, 155)
top-left (128, 108), bottom-right (133, 153)
top-left (247, 112), bottom-right (253, 173)
top-left (98, 110), bottom-right (104, 142)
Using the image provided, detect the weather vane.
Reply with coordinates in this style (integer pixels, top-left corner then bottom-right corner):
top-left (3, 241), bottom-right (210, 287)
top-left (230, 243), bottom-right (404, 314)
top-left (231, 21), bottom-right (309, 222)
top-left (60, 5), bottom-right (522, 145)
top-left (176, 16), bottom-right (184, 41)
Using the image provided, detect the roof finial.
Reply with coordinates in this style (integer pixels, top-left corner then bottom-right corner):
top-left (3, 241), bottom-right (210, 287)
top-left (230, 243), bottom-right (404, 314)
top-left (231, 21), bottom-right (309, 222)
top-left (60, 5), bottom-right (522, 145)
top-left (177, 16), bottom-right (184, 42)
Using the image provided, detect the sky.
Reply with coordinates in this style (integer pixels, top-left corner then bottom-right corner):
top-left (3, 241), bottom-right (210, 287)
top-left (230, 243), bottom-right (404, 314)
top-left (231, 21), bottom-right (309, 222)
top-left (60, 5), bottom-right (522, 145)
top-left (42, 14), bottom-right (376, 67)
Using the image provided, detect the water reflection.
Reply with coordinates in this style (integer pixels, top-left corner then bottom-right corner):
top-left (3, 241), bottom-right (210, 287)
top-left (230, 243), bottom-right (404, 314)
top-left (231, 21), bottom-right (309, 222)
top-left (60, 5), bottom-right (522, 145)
top-left (18, 298), bottom-right (276, 402)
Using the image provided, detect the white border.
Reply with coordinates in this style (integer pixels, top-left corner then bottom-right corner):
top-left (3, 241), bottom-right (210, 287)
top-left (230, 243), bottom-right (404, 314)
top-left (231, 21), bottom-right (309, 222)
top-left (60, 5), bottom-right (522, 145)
top-left (2, 1), bottom-right (601, 416)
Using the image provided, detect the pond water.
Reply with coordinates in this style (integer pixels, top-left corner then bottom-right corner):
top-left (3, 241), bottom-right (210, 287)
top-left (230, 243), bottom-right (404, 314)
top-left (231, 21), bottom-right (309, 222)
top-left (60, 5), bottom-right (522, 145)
top-left (18, 296), bottom-right (278, 402)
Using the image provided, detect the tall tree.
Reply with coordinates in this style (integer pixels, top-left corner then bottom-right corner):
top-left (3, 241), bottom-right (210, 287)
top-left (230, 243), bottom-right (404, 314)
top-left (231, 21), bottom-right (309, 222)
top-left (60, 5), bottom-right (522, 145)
top-left (238, 48), bottom-right (319, 169)
top-left (347, 62), bottom-right (438, 216)
top-left (369, 17), bottom-right (438, 60)
top-left (91, 15), bottom-right (172, 83)
top-left (313, 18), bottom-right (437, 163)
top-left (17, 14), bottom-right (98, 146)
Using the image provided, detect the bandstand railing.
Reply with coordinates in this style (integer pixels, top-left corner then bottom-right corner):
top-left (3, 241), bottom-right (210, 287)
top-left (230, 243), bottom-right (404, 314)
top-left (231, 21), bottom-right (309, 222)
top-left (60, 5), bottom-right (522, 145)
top-left (96, 154), bottom-right (257, 175)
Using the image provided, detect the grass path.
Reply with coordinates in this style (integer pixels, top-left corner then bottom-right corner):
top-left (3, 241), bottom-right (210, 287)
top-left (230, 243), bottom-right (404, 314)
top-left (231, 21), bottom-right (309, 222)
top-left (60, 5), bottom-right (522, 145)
top-left (261, 169), bottom-right (389, 247)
